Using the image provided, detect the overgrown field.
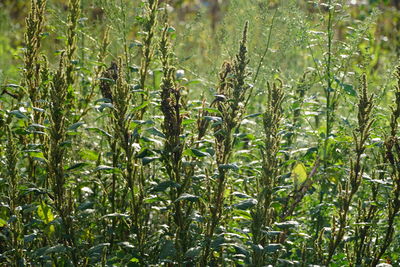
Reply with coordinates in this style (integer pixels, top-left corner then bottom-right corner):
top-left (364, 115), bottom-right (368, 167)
top-left (1, 0), bottom-right (400, 266)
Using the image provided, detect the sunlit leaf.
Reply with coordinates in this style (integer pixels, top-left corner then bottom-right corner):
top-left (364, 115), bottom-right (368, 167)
top-left (275, 220), bottom-right (300, 229)
top-left (175, 193), bottom-right (199, 202)
top-left (292, 162), bottom-right (307, 184)
top-left (146, 127), bottom-right (166, 138)
top-left (37, 202), bottom-right (54, 224)
top-left (10, 110), bottom-right (28, 119)
top-left (234, 198), bottom-right (257, 210)
top-left (66, 162), bottom-right (88, 171)
top-left (0, 218), bottom-right (7, 227)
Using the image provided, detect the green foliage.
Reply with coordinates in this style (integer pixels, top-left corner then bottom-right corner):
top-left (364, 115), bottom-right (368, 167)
top-left (1, 0), bottom-right (400, 266)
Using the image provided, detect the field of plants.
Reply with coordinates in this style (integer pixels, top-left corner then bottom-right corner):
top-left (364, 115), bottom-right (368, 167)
top-left (1, 0), bottom-right (400, 266)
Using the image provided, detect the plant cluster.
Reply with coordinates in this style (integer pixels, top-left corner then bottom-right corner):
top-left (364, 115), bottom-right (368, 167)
top-left (1, 0), bottom-right (400, 266)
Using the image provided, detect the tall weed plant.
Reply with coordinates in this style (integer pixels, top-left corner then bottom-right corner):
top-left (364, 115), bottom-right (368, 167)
top-left (1, 0), bottom-right (400, 266)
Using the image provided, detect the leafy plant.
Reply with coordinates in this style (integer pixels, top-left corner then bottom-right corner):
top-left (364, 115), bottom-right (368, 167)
top-left (1, 0), bottom-right (400, 266)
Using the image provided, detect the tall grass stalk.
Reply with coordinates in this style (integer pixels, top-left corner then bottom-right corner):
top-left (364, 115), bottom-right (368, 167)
top-left (110, 59), bottom-right (135, 223)
top-left (65, 0), bottom-right (80, 110)
top-left (372, 66), bottom-right (400, 266)
top-left (251, 80), bottom-right (284, 266)
top-left (109, 58), bottom-right (150, 260)
top-left (325, 74), bottom-right (374, 264)
top-left (47, 54), bottom-right (78, 265)
top-left (23, 0), bottom-right (47, 186)
top-left (201, 21), bottom-right (250, 265)
top-left (4, 127), bottom-right (24, 266)
top-left (24, 0), bottom-right (47, 105)
top-left (139, 0), bottom-right (158, 119)
top-left (317, 0), bottom-right (337, 240)
top-left (1, 1), bottom-right (400, 265)
top-left (159, 24), bottom-right (191, 265)
top-left (102, 60), bottom-right (122, 251)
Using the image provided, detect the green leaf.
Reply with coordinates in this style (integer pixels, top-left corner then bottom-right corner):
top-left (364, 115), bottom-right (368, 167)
top-left (185, 247), bottom-right (201, 258)
top-left (5, 83), bottom-right (20, 88)
top-left (101, 213), bottom-right (129, 219)
top-left (232, 192), bottom-right (250, 198)
top-left (130, 257), bottom-right (140, 263)
top-left (33, 246), bottom-right (50, 257)
top-left (182, 118), bottom-right (196, 125)
top-left (86, 127), bottom-right (112, 138)
top-left (0, 218), bottom-right (7, 227)
top-left (335, 78), bottom-right (356, 96)
top-left (159, 239), bottom-right (176, 259)
top-left (14, 128), bottom-right (30, 135)
top-left (219, 164), bottom-right (239, 171)
top-left (233, 209), bottom-right (252, 220)
top-left (146, 127), bottom-right (165, 138)
top-left (29, 123), bottom-right (46, 129)
top-left (94, 165), bottom-right (113, 171)
top-left (66, 162), bottom-right (88, 171)
top-left (132, 101), bottom-right (149, 111)
top-left (118, 242), bottom-right (135, 249)
top-left (10, 110), bottom-right (28, 119)
top-left (151, 180), bottom-right (180, 193)
top-left (234, 198), bottom-right (257, 210)
top-left (132, 119), bottom-right (155, 126)
top-left (98, 103), bottom-right (114, 112)
top-left (187, 79), bottom-right (202, 85)
top-left (26, 151), bottom-right (45, 161)
top-left (167, 26), bottom-right (176, 33)
top-left (175, 193), bottom-right (199, 202)
top-left (80, 149), bottom-right (99, 161)
top-left (130, 40), bottom-right (142, 48)
top-left (24, 232), bottom-right (37, 243)
top-left (45, 244), bottom-right (67, 255)
top-left (342, 83), bottom-right (356, 96)
top-left (88, 243), bottom-right (110, 254)
top-left (232, 244), bottom-right (250, 257)
top-left (265, 243), bottom-right (283, 253)
top-left (99, 77), bottom-right (115, 83)
top-left (33, 107), bottom-right (45, 112)
top-left (203, 108), bottom-right (222, 115)
top-left (204, 115), bottom-right (222, 121)
top-left (37, 202), bottom-right (54, 224)
top-left (68, 122), bottom-right (85, 131)
top-left (81, 187), bottom-right (94, 195)
top-left (144, 195), bottom-right (163, 203)
top-left (94, 165), bottom-right (120, 173)
top-left (129, 65), bottom-right (140, 73)
top-left (245, 113), bottom-right (262, 118)
top-left (95, 97), bottom-right (112, 103)
top-left (275, 220), bottom-right (299, 229)
top-left (61, 140), bottom-right (72, 148)
top-left (136, 148), bottom-right (152, 158)
top-left (291, 162), bottom-right (307, 184)
top-left (186, 148), bottom-right (210, 158)
top-left (142, 157), bottom-right (159, 165)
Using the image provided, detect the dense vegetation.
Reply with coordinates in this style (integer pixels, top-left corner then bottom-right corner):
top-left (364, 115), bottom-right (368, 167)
top-left (1, 0), bottom-right (400, 266)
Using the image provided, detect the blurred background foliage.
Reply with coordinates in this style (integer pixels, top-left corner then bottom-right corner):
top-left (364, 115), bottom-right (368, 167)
top-left (1, 0), bottom-right (400, 265)
top-left (0, 0), bottom-right (399, 88)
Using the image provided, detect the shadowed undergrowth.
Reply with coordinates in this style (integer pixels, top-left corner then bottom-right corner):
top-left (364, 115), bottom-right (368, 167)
top-left (1, 0), bottom-right (400, 266)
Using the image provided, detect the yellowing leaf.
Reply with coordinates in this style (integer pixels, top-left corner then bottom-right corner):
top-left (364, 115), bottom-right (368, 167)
top-left (130, 258), bottom-right (139, 263)
top-left (327, 176), bottom-right (338, 184)
top-left (292, 163), bottom-right (307, 184)
top-left (37, 202), bottom-right (54, 224)
top-left (0, 218), bottom-right (7, 227)
top-left (37, 202), bottom-right (55, 235)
